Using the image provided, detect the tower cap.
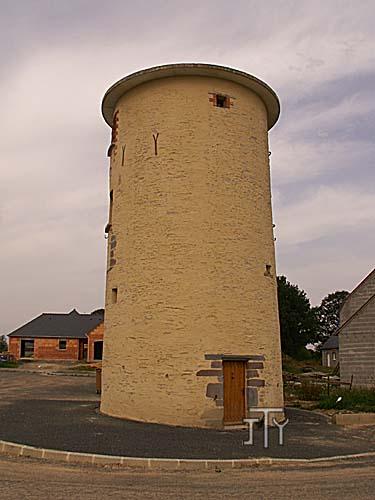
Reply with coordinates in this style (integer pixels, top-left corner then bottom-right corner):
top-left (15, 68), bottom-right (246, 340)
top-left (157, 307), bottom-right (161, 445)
top-left (102, 63), bottom-right (280, 130)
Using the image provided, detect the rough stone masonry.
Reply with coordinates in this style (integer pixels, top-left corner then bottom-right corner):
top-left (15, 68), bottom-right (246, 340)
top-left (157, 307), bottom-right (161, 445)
top-left (100, 63), bottom-right (284, 428)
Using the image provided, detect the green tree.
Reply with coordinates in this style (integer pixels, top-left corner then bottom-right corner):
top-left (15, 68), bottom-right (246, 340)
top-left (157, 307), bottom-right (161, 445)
top-left (0, 335), bottom-right (7, 352)
top-left (314, 290), bottom-right (349, 343)
top-left (277, 276), bottom-right (317, 358)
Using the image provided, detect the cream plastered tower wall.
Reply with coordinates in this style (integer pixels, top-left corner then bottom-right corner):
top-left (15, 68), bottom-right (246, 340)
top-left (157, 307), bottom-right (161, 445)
top-left (100, 64), bottom-right (284, 428)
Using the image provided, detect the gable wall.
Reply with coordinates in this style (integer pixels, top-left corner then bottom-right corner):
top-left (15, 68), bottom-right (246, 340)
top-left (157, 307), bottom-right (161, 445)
top-left (8, 337), bottom-right (80, 361)
top-left (339, 299), bottom-right (375, 387)
top-left (87, 323), bottom-right (104, 362)
top-left (340, 270), bottom-right (375, 324)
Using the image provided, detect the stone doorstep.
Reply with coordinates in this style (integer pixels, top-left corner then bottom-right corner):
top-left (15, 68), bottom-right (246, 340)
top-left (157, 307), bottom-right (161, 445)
top-left (332, 412), bottom-right (375, 426)
top-left (1, 440), bottom-right (375, 469)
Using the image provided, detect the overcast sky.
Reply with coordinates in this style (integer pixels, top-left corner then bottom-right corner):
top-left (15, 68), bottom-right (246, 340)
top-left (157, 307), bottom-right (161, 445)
top-left (1, 0), bottom-right (374, 334)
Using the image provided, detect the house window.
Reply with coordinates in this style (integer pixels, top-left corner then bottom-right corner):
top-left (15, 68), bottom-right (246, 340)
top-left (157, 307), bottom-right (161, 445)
top-left (59, 339), bottom-right (67, 350)
top-left (93, 341), bottom-right (103, 361)
top-left (332, 352), bottom-right (337, 361)
top-left (21, 339), bottom-right (34, 358)
top-left (112, 288), bottom-right (118, 304)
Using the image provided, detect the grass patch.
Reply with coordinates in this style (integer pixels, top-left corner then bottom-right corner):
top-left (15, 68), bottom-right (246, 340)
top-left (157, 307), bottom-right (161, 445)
top-left (319, 387), bottom-right (375, 413)
top-left (282, 357), bottom-right (303, 374)
top-left (0, 361), bottom-right (19, 368)
top-left (289, 380), bottom-right (375, 412)
top-left (282, 354), bottom-right (331, 375)
top-left (293, 381), bottom-right (324, 401)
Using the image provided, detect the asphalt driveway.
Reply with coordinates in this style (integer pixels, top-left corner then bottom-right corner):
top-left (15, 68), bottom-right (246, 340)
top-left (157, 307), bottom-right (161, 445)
top-left (1, 371), bottom-right (375, 460)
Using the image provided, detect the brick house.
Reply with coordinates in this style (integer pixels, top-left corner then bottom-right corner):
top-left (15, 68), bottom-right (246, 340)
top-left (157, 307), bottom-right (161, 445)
top-left (7, 309), bottom-right (104, 362)
top-left (320, 335), bottom-right (339, 368)
top-left (338, 268), bottom-right (375, 388)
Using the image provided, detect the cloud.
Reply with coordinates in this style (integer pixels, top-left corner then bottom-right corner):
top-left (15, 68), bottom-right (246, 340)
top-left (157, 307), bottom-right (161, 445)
top-left (276, 224), bottom-right (375, 305)
top-left (270, 136), bottom-right (375, 186)
top-left (274, 183), bottom-right (375, 304)
top-left (274, 185), bottom-right (375, 246)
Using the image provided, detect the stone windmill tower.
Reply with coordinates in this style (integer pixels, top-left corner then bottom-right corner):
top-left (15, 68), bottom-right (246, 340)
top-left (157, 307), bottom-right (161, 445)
top-left (100, 63), bottom-right (283, 428)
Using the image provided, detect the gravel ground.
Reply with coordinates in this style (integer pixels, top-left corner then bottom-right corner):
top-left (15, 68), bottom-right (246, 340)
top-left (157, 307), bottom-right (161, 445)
top-left (1, 454), bottom-right (375, 499)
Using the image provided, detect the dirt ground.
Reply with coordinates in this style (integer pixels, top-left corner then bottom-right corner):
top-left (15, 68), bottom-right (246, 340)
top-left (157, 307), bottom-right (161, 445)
top-left (0, 368), bottom-right (97, 405)
top-left (1, 454), bottom-right (375, 499)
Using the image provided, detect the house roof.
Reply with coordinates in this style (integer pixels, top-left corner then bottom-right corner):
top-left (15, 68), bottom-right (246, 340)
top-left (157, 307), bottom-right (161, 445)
top-left (7, 309), bottom-right (104, 339)
top-left (321, 335), bottom-right (339, 350)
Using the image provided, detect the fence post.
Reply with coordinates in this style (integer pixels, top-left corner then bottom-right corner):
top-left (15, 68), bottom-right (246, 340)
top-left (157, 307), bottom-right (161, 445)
top-left (327, 375), bottom-right (330, 396)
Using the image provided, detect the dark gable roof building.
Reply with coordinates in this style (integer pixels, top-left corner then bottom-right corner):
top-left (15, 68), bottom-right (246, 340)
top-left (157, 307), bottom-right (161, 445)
top-left (320, 335), bottom-right (339, 368)
top-left (338, 268), bottom-right (375, 387)
top-left (7, 309), bottom-right (104, 362)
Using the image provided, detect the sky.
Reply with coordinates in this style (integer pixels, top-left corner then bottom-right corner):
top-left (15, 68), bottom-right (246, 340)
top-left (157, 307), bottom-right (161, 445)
top-left (1, 0), bottom-right (374, 334)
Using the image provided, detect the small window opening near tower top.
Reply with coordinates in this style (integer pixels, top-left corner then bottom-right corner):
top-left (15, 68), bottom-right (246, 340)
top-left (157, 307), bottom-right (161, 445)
top-left (216, 94), bottom-right (228, 108)
top-left (111, 288), bottom-right (118, 304)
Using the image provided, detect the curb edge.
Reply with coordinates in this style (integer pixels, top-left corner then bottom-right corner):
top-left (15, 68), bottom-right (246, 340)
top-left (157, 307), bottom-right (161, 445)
top-left (1, 440), bottom-right (375, 470)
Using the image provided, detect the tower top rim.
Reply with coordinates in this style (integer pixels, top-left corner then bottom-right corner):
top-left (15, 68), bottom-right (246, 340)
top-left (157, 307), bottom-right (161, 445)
top-left (101, 63), bottom-right (280, 130)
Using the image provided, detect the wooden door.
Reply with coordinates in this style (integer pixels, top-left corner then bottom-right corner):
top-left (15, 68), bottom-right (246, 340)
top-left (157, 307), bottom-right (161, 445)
top-left (223, 360), bottom-right (246, 425)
